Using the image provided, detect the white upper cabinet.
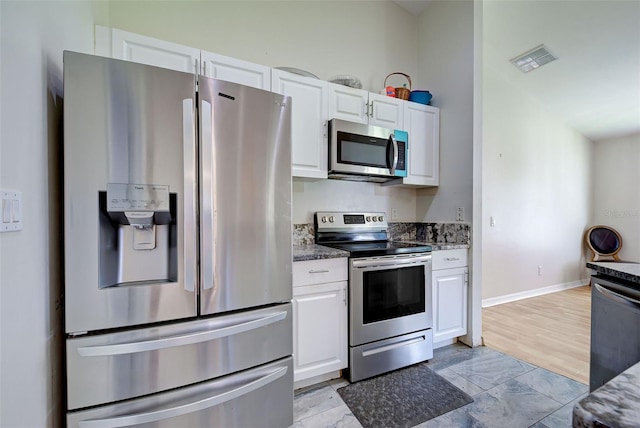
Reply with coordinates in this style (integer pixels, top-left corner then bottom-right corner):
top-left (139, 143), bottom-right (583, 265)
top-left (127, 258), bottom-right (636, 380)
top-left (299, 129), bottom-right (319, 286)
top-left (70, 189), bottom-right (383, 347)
top-left (200, 51), bottom-right (270, 90)
top-left (385, 102), bottom-right (439, 187)
top-left (96, 26), bottom-right (200, 74)
top-left (328, 84), bottom-right (369, 124)
top-left (272, 69), bottom-right (328, 179)
top-left (368, 92), bottom-right (404, 129)
top-left (328, 83), bottom-right (403, 130)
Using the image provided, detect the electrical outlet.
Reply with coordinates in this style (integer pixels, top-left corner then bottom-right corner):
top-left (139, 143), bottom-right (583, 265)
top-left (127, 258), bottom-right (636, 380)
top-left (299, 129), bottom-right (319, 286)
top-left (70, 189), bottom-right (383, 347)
top-left (490, 216), bottom-right (496, 227)
top-left (538, 266), bottom-right (543, 276)
top-left (456, 207), bottom-right (464, 221)
top-left (391, 208), bottom-right (398, 220)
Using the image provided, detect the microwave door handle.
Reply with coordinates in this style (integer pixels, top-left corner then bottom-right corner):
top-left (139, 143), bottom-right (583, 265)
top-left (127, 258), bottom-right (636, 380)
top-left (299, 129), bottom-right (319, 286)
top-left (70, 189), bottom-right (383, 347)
top-left (389, 134), bottom-right (399, 175)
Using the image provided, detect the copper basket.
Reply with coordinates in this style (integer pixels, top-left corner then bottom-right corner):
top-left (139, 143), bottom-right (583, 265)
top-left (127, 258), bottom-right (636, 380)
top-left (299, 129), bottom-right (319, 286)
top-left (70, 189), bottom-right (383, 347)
top-left (384, 72), bottom-right (412, 100)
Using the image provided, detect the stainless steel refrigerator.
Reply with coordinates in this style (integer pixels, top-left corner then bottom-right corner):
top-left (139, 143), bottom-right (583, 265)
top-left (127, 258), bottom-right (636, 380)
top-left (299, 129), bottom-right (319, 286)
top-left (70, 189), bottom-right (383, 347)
top-left (63, 51), bottom-right (293, 427)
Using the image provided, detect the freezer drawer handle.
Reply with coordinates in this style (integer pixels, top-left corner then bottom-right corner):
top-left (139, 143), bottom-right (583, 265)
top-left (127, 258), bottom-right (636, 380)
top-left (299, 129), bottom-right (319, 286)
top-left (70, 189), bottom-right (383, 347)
top-left (77, 365), bottom-right (288, 428)
top-left (76, 311), bottom-right (287, 357)
top-left (362, 336), bottom-right (425, 357)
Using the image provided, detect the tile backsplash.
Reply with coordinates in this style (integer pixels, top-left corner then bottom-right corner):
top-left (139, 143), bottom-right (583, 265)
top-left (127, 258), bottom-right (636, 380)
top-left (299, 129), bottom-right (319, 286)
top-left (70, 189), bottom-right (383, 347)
top-left (293, 222), bottom-right (470, 246)
top-left (293, 223), bottom-right (315, 246)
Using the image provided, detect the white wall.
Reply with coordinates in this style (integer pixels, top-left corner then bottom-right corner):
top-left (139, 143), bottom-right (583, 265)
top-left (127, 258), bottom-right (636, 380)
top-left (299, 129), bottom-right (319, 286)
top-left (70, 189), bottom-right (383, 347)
top-left (481, 45), bottom-right (593, 301)
top-left (293, 179), bottom-right (416, 223)
top-left (591, 133), bottom-right (640, 262)
top-left (415, 0), bottom-right (474, 223)
top-left (105, 1), bottom-right (418, 94)
top-left (0, 2), bottom-right (107, 426)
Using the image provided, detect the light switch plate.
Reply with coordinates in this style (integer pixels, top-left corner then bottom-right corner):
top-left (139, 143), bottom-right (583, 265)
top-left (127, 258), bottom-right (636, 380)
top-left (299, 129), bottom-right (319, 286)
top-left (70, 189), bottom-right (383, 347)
top-left (1, 190), bottom-right (23, 232)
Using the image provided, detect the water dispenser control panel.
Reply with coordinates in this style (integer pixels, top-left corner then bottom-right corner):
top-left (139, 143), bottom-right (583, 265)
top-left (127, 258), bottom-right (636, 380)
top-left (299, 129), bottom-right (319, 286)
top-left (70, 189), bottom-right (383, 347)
top-left (107, 183), bottom-right (170, 212)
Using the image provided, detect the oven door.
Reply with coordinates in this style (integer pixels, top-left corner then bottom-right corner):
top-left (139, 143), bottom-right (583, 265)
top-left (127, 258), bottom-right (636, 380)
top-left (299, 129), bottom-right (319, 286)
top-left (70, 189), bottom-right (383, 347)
top-left (349, 253), bottom-right (432, 346)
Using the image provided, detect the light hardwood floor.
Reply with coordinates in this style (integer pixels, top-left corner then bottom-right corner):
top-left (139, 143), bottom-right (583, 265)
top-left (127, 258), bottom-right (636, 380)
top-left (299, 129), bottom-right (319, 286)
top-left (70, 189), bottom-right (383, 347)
top-left (482, 285), bottom-right (591, 385)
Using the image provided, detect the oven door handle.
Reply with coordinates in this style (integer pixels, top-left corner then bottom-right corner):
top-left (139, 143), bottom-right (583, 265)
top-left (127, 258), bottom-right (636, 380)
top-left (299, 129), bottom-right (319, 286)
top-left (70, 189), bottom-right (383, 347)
top-left (352, 254), bottom-right (431, 269)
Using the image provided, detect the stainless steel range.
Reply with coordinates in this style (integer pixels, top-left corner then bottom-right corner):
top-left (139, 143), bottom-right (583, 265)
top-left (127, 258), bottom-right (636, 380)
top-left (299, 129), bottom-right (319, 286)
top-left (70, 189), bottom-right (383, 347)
top-left (315, 211), bottom-right (433, 382)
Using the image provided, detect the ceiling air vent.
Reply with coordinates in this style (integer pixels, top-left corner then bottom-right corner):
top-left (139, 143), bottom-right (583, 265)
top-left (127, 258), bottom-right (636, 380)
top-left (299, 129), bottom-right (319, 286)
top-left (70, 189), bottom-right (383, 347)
top-left (510, 44), bottom-right (557, 73)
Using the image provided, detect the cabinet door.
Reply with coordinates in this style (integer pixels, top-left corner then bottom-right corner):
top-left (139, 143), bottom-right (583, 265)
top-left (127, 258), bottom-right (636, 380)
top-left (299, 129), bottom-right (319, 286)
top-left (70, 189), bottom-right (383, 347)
top-left (292, 282), bottom-right (347, 382)
top-left (369, 92), bottom-right (403, 130)
top-left (201, 51), bottom-right (270, 90)
top-left (402, 102), bottom-right (440, 186)
top-left (328, 83), bottom-right (369, 124)
top-left (432, 267), bottom-right (468, 342)
top-left (271, 69), bottom-right (328, 179)
top-left (99, 26), bottom-right (200, 74)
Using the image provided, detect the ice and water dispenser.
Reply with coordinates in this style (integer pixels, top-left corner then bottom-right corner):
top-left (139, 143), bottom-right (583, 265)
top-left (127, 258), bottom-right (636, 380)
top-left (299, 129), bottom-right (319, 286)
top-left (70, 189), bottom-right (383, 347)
top-left (98, 183), bottom-right (177, 288)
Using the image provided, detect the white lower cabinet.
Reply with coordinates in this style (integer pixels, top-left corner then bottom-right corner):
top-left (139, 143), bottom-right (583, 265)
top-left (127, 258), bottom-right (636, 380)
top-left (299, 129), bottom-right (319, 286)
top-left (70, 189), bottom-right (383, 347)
top-left (432, 249), bottom-right (468, 344)
top-left (292, 258), bottom-right (347, 385)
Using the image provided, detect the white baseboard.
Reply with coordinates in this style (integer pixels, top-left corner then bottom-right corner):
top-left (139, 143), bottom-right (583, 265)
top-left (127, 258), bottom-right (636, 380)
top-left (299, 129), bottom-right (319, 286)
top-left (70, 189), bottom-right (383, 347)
top-left (294, 370), bottom-right (342, 390)
top-left (433, 338), bottom-right (457, 349)
top-left (482, 280), bottom-right (589, 308)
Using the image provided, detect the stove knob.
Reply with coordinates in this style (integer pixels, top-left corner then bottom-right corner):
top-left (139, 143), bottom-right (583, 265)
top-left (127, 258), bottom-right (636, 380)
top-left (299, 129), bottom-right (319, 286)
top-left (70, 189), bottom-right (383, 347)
top-left (329, 216), bottom-right (335, 223)
top-left (366, 216), bottom-right (371, 222)
top-left (372, 217), bottom-right (377, 222)
top-left (378, 216), bottom-right (384, 222)
top-left (321, 216), bottom-right (327, 223)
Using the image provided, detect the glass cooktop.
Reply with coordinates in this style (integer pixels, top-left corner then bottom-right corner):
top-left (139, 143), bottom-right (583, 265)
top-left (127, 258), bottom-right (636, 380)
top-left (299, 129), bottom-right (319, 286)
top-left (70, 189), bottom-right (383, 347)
top-left (320, 241), bottom-right (432, 258)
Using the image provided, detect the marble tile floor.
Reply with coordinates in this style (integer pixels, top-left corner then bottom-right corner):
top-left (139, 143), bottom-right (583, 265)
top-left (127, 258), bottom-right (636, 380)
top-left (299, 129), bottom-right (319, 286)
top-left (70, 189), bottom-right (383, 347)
top-left (292, 343), bottom-right (589, 428)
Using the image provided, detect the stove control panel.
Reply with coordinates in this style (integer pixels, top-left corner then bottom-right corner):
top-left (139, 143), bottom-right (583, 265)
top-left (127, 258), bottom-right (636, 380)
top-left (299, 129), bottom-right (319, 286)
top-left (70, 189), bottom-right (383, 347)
top-left (315, 211), bottom-right (388, 231)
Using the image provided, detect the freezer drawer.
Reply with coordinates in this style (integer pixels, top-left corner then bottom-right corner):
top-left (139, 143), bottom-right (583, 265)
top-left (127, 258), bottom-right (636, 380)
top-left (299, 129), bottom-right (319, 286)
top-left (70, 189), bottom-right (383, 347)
top-left (67, 303), bottom-right (292, 410)
top-left (67, 356), bottom-right (293, 428)
top-left (348, 329), bottom-right (433, 382)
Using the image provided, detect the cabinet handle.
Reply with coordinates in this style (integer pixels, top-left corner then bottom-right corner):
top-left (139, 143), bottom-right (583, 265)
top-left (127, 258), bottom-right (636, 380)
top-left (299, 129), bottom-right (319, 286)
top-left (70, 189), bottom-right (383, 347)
top-left (444, 257), bottom-right (460, 261)
top-left (308, 269), bottom-right (330, 274)
top-left (369, 100), bottom-right (374, 117)
top-left (343, 286), bottom-right (347, 306)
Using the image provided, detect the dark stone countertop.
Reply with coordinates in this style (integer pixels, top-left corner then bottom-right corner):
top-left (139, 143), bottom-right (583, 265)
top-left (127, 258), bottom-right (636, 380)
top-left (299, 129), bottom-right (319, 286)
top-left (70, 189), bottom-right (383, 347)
top-left (587, 262), bottom-right (640, 284)
top-left (293, 245), bottom-right (349, 262)
top-left (573, 362), bottom-right (640, 427)
top-left (397, 241), bottom-right (469, 251)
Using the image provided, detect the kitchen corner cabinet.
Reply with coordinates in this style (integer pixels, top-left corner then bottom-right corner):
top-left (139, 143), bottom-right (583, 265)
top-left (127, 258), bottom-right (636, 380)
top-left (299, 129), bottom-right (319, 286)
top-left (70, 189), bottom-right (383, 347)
top-left (328, 83), bottom-right (403, 130)
top-left (272, 69), bottom-right (329, 179)
top-left (292, 258), bottom-right (348, 384)
top-left (432, 249), bottom-right (468, 343)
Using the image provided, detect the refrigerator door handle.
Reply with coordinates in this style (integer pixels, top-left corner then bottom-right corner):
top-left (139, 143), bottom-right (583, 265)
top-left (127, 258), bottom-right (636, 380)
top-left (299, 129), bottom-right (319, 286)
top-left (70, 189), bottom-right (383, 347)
top-left (77, 365), bottom-right (288, 428)
top-left (200, 99), bottom-right (215, 291)
top-left (76, 311), bottom-right (287, 357)
top-left (183, 99), bottom-right (196, 292)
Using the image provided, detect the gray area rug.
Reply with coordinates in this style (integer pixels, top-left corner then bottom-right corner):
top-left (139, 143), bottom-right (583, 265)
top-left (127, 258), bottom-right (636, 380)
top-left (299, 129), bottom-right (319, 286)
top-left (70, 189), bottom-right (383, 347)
top-left (337, 364), bottom-right (473, 428)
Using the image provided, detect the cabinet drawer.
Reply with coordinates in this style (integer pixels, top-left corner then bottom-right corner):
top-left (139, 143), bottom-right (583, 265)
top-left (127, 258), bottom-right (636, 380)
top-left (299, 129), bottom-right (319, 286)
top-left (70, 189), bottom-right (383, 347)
top-left (432, 249), bottom-right (468, 270)
top-left (293, 258), bottom-right (348, 287)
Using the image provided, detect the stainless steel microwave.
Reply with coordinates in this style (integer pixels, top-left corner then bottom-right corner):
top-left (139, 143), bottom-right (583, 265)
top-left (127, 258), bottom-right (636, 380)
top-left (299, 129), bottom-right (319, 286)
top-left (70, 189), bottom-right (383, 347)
top-left (328, 119), bottom-right (408, 183)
